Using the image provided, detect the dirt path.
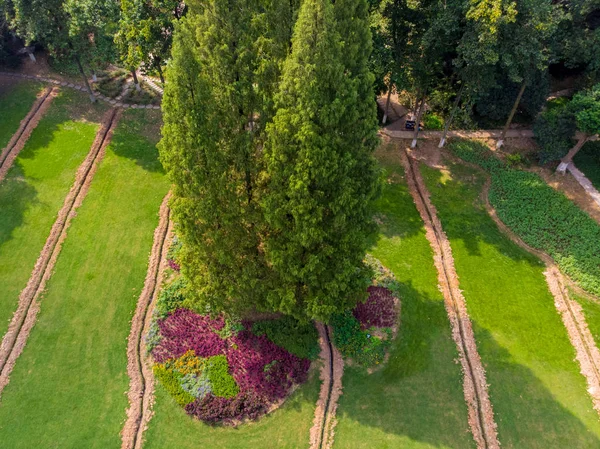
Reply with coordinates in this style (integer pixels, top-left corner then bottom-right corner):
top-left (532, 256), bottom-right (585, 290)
top-left (481, 178), bottom-right (600, 416)
top-left (0, 86), bottom-right (56, 183)
top-left (0, 108), bottom-right (120, 396)
top-left (121, 194), bottom-right (171, 449)
top-left (309, 323), bottom-right (343, 449)
top-left (400, 148), bottom-right (500, 449)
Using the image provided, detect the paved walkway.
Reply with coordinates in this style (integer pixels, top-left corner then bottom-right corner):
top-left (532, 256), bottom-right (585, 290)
top-left (0, 71), bottom-right (161, 110)
top-left (382, 127), bottom-right (534, 139)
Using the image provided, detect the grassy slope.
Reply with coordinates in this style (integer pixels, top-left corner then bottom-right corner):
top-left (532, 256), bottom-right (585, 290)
top-left (573, 141), bottom-right (600, 190)
top-left (0, 81), bottom-right (42, 150)
top-left (421, 160), bottom-right (600, 448)
top-left (333, 145), bottom-right (473, 449)
top-left (0, 89), bottom-right (105, 337)
top-left (145, 371), bottom-right (319, 449)
top-left (0, 109), bottom-right (169, 448)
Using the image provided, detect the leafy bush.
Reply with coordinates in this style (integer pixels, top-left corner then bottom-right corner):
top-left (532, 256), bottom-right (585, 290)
top-left (155, 277), bottom-right (188, 318)
top-left (167, 234), bottom-right (182, 272)
top-left (186, 392), bottom-right (267, 424)
top-left (330, 311), bottom-right (389, 366)
top-left (252, 316), bottom-right (319, 360)
top-left (504, 153), bottom-right (528, 167)
top-left (533, 105), bottom-right (576, 163)
top-left (205, 355), bottom-right (239, 398)
top-left (353, 286), bottom-right (397, 328)
top-left (449, 140), bottom-right (600, 296)
top-left (153, 364), bottom-right (196, 406)
top-left (423, 112), bottom-right (444, 130)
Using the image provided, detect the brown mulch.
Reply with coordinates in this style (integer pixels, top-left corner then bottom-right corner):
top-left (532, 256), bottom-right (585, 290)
top-left (0, 86), bottom-right (56, 183)
top-left (121, 194), bottom-right (171, 449)
top-left (400, 146), bottom-right (500, 449)
top-left (0, 108), bottom-right (120, 396)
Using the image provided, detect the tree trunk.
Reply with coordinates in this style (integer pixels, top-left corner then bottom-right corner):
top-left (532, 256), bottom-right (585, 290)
top-left (92, 71), bottom-right (97, 83)
top-left (439, 85), bottom-right (464, 148)
top-left (497, 80), bottom-right (527, 148)
top-left (131, 70), bottom-right (141, 91)
top-left (411, 95), bottom-right (426, 148)
top-left (75, 55), bottom-right (96, 103)
top-left (556, 135), bottom-right (590, 173)
top-left (157, 65), bottom-right (165, 85)
top-left (382, 83), bottom-right (392, 125)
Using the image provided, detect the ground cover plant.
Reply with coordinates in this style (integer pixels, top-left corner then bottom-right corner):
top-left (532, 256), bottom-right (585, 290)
top-left (332, 145), bottom-right (474, 449)
top-left (148, 268), bottom-right (315, 424)
top-left (0, 80), bottom-right (42, 149)
top-left (420, 159), bottom-right (600, 448)
top-left (0, 109), bottom-right (169, 448)
top-left (0, 89), bottom-right (105, 337)
top-left (573, 141), bottom-right (600, 190)
top-left (449, 139), bottom-right (600, 297)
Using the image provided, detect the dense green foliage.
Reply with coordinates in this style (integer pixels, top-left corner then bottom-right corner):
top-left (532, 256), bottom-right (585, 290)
top-left (571, 83), bottom-right (600, 136)
top-left (574, 141), bottom-right (600, 189)
top-left (534, 102), bottom-right (577, 163)
top-left (330, 311), bottom-right (390, 366)
top-left (252, 317), bottom-right (319, 360)
top-left (450, 140), bottom-right (600, 296)
top-left (153, 364), bottom-right (197, 406)
top-left (261, 0), bottom-right (379, 320)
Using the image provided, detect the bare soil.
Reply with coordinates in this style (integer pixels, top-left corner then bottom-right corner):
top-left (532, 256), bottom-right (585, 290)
top-left (399, 145), bottom-right (500, 449)
top-left (121, 194), bottom-right (171, 449)
top-left (0, 86), bottom-right (56, 183)
top-left (309, 323), bottom-right (344, 449)
top-left (0, 108), bottom-right (120, 396)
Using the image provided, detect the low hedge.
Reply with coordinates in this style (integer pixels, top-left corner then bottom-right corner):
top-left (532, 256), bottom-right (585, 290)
top-left (449, 140), bottom-right (600, 296)
top-left (252, 316), bottom-right (319, 360)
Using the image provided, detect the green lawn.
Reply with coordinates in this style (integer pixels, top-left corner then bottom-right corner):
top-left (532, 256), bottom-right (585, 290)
top-left (145, 371), bottom-right (319, 449)
top-left (0, 89), bottom-right (105, 338)
top-left (0, 109), bottom-right (169, 448)
top-left (574, 141), bottom-right (600, 191)
top-left (0, 80), bottom-right (43, 150)
top-left (420, 160), bottom-right (600, 448)
top-left (333, 146), bottom-right (473, 449)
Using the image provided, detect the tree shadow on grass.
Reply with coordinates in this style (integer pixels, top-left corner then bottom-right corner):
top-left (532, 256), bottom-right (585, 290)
top-left (337, 279), bottom-right (600, 449)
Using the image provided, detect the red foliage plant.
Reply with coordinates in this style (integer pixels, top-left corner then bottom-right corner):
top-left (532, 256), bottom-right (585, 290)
top-left (353, 286), bottom-right (396, 329)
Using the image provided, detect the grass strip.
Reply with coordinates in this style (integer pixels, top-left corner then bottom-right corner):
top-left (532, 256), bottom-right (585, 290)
top-left (573, 141), bottom-right (600, 191)
top-left (332, 145), bottom-right (474, 449)
top-left (421, 160), bottom-right (600, 448)
top-left (0, 109), bottom-right (169, 448)
top-left (0, 81), bottom-right (43, 150)
top-left (449, 140), bottom-right (600, 297)
top-left (144, 371), bottom-right (319, 449)
top-left (0, 90), bottom-right (106, 337)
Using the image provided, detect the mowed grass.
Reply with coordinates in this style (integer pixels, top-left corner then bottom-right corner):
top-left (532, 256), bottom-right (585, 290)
top-left (0, 109), bottom-right (169, 448)
top-left (420, 160), bottom-right (600, 448)
top-left (333, 144), bottom-right (473, 449)
top-left (573, 141), bottom-right (600, 190)
top-left (145, 370), bottom-right (319, 449)
top-left (0, 80), bottom-right (43, 150)
top-left (0, 89), bottom-right (105, 337)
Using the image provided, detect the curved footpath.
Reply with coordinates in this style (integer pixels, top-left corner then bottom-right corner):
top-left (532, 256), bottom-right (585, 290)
top-left (0, 85), bottom-right (56, 182)
top-left (400, 149), bottom-right (500, 449)
top-left (0, 72), bottom-right (161, 110)
top-left (121, 194), bottom-right (172, 449)
top-left (480, 178), bottom-right (600, 416)
top-left (0, 108), bottom-right (121, 396)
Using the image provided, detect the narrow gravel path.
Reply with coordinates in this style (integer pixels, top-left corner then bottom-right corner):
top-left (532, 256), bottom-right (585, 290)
top-left (400, 149), bottom-right (500, 449)
top-left (481, 178), bottom-right (600, 417)
top-left (0, 108), bottom-right (120, 396)
top-left (121, 194), bottom-right (171, 449)
top-left (0, 86), bottom-right (56, 183)
top-left (309, 323), bottom-right (343, 449)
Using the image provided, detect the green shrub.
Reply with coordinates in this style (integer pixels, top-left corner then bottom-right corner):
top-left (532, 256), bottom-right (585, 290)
top-left (156, 276), bottom-right (188, 318)
top-left (252, 316), bottom-right (320, 360)
top-left (153, 364), bottom-right (196, 406)
top-left (533, 105), bottom-right (576, 163)
top-left (505, 153), bottom-right (527, 167)
top-left (330, 311), bottom-right (389, 366)
top-left (216, 317), bottom-right (244, 339)
top-left (423, 112), bottom-right (444, 130)
top-left (449, 140), bottom-right (600, 296)
top-left (205, 355), bottom-right (239, 398)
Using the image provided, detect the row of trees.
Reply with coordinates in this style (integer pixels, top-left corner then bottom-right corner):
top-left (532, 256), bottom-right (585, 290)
top-left (0, 0), bottom-right (185, 100)
top-left (159, 0), bottom-right (380, 322)
top-left (370, 0), bottom-right (600, 147)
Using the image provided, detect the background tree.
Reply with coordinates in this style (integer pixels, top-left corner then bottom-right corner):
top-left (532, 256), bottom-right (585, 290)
top-left (159, 0), bottom-right (297, 317)
top-left (261, 0), bottom-right (379, 321)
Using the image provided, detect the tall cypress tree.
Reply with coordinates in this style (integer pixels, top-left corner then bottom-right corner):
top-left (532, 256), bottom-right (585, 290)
top-left (159, 0), bottom-right (296, 315)
top-left (261, 0), bottom-right (380, 321)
